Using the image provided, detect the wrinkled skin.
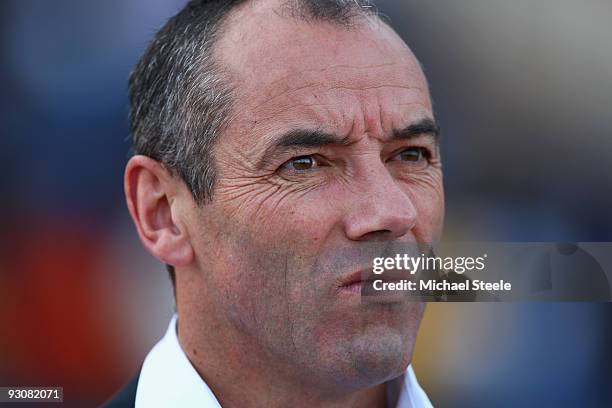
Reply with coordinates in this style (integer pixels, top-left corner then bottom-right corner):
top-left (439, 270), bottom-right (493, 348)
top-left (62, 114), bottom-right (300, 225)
top-left (130, 1), bottom-right (444, 406)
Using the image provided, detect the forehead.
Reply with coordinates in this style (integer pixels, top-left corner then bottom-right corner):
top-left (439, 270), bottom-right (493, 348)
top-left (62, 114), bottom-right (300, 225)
top-left (215, 0), bottom-right (432, 142)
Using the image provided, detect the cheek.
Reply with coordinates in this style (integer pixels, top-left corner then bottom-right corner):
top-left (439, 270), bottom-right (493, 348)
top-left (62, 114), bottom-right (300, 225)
top-left (219, 177), bottom-right (342, 246)
top-left (199, 186), bottom-right (340, 337)
top-left (404, 172), bottom-right (445, 241)
top-left (205, 226), bottom-right (296, 338)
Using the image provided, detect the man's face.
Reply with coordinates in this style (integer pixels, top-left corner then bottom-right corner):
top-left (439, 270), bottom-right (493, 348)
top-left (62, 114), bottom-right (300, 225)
top-left (184, 4), bottom-right (444, 391)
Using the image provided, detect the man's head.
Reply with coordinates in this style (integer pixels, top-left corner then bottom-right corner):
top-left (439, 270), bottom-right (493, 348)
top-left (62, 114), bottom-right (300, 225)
top-left (126, 0), bottom-right (444, 397)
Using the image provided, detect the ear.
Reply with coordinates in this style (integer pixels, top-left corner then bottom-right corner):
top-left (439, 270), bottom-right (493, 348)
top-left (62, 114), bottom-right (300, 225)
top-left (124, 155), bottom-right (194, 268)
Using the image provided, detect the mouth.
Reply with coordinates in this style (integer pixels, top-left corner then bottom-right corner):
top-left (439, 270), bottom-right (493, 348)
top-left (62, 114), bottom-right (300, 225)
top-left (339, 280), bottom-right (366, 295)
top-left (337, 269), bottom-right (412, 299)
top-left (337, 270), bottom-right (369, 293)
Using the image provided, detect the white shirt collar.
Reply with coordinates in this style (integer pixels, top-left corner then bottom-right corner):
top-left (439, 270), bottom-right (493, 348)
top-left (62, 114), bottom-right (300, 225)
top-left (136, 315), bottom-right (433, 408)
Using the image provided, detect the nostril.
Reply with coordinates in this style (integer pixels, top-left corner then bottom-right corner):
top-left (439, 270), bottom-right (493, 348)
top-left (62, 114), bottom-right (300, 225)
top-left (357, 230), bottom-right (393, 242)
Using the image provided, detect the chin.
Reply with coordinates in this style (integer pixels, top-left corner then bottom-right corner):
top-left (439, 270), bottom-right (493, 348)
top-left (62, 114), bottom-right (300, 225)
top-left (359, 328), bottom-right (412, 373)
top-left (325, 327), bottom-right (414, 390)
top-left (293, 303), bottom-right (423, 390)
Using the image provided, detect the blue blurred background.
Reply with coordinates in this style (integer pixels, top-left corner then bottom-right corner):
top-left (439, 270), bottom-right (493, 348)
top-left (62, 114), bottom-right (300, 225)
top-left (1, 0), bottom-right (611, 406)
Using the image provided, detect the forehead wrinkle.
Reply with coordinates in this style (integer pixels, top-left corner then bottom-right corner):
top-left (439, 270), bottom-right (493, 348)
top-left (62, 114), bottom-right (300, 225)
top-left (249, 80), bottom-right (326, 113)
top-left (252, 103), bottom-right (336, 124)
top-left (328, 84), bottom-right (424, 92)
top-left (244, 85), bottom-right (348, 137)
top-left (245, 64), bottom-right (419, 113)
top-left (251, 81), bottom-right (423, 114)
top-left (253, 61), bottom-right (409, 98)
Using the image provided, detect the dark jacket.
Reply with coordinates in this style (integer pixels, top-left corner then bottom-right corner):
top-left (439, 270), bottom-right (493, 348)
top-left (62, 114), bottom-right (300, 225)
top-left (100, 371), bottom-right (140, 408)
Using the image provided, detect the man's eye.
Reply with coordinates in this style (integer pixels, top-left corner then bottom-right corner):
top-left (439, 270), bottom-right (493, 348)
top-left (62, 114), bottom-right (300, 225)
top-left (392, 147), bottom-right (430, 168)
top-left (283, 155), bottom-right (318, 171)
top-left (398, 147), bottom-right (425, 161)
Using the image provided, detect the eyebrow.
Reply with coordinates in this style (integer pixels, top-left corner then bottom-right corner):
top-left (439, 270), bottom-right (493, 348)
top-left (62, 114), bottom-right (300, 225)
top-left (257, 117), bottom-right (440, 168)
top-left (276, 128), bottom-right (346, 148)
top-left (395, 117), bottom-right (440, 141)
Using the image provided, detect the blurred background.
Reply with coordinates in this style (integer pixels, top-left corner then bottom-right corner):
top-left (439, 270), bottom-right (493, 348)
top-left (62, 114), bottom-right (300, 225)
top-left (1, 0), bottom-right (611, 406)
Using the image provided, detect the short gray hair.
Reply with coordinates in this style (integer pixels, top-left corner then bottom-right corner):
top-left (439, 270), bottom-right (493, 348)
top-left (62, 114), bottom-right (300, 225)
top-left (128, 0), bottom-right (377, 290)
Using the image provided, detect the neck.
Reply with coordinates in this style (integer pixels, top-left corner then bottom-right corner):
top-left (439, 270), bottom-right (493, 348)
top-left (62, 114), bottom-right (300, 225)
top-left (177, 306), bottom-right (389, 408)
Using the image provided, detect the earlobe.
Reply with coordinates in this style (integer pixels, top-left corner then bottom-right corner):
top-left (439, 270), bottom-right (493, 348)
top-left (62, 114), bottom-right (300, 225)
top-left (124, 155), bottom-right (194, 268)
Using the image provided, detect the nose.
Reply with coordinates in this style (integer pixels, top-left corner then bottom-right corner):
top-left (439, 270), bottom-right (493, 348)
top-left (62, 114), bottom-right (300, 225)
top-left (342, 166), bottom-right (417, 242)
